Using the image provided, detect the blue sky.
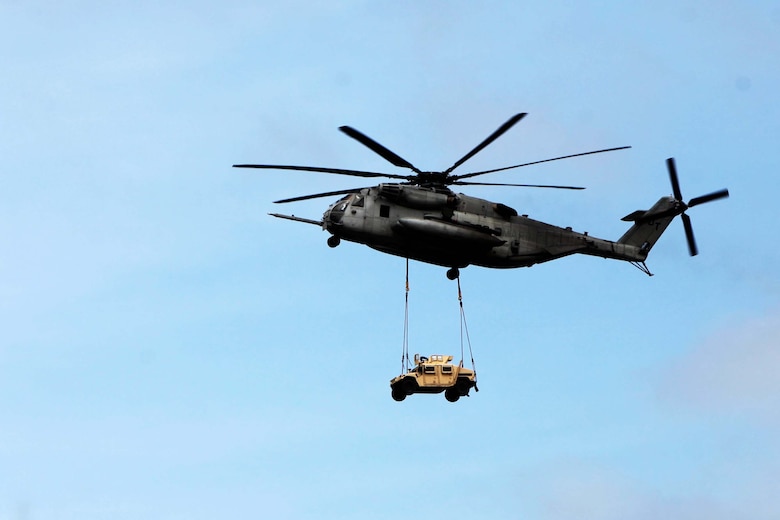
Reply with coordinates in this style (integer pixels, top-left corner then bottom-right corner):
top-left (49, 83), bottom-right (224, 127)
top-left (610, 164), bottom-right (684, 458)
top-left (2, 1), bottom-right (779, 519)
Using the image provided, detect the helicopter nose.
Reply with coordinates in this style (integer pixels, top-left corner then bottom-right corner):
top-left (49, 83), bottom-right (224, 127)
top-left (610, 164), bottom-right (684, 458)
top-left (326, 202), bottom-right (346, 225)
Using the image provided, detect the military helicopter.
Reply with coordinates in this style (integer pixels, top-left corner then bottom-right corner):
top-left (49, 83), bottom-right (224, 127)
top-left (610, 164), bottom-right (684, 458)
top-left (234, 113), bottom-right (729, 279)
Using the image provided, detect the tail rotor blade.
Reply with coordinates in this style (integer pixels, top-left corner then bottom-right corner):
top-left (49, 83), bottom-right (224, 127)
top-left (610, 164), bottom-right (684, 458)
top-left (681, 213), bottom-right (698, 256)
top-left (688, 189), bottom-right (730, 208)
top-left (666, 157), bottom-right (683, 201)
top-left (663, 157), bottom-right (729, 257)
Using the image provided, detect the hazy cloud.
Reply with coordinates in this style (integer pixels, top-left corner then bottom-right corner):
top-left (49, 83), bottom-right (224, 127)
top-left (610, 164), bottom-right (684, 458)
top-left (525, 457), bottom-right (773, 520)
top-left (660, 307), bottom-right (780, 424)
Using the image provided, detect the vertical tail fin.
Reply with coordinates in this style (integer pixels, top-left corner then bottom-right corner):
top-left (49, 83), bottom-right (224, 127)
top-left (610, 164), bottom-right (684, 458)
top-left (617, 197), bottom-right (677, 254)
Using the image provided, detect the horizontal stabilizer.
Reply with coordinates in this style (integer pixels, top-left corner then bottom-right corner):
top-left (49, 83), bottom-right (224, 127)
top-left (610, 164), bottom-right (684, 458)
top-left (621, 210), bottom-right (647, 222)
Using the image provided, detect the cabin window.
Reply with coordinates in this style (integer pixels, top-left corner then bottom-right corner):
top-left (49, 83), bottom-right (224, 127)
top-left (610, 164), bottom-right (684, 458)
top-left (380, 204), bottom-right (390, 218)
top-left (424, 366), bottom-right (436, 374)
top-left (441, 365), bottom-right (453, 374)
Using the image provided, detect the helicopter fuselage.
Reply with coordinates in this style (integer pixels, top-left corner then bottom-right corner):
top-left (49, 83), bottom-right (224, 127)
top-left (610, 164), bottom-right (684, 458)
top-left (241, 114), bottom-right (728, 274)
top-left (319, 184), bottom-right (653, 271)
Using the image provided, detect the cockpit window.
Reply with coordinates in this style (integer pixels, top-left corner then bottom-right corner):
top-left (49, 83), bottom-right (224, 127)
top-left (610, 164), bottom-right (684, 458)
top-left (328, 194), bottom-right (353, 224)
top-left (335, 194), bottom-right (352, 212)
top-left (352, 194), bottom-right (364, 207)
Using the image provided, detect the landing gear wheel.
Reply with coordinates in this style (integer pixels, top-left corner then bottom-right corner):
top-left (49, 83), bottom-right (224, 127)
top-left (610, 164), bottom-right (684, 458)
top-left (446, 267), bottom-right (460, 280)
top-left (445, 388), bottom-right (460, 402)
top-left (327, 236), bottom-right (341, 248)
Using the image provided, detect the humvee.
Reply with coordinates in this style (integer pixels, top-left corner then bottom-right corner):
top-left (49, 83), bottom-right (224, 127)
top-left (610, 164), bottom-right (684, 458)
top-left (390, 354), bottom-right (477, 402)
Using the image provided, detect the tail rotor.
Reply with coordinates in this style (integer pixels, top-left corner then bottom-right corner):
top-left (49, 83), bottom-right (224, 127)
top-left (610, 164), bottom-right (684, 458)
top-left (665, 158), bottom-right (730, 256)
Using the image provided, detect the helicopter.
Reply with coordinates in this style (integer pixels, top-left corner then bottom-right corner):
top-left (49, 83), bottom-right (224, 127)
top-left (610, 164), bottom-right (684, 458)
top-left (234, 113), bottom-right (729, 279)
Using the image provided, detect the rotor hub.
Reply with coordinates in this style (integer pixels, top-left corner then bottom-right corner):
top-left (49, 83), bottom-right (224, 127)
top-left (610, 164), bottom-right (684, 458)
top-left (415, 171), bottom-right (450, 187)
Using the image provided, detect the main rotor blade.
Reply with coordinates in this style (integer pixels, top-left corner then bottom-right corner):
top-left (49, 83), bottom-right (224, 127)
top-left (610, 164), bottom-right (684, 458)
top-left (273, 187), bottom-right (365, 204)
top-left (688, 189), bottom-right (730, 208)
top-left (451, 181), bottom-right (585, 190)
top-left (444, 113), bottom-right (527, 175)
top-left (233, 163), bottom-right (410, 180)
top-left (450, 146), bottom-right (632, 181)
top-left (339, 126), bottom-right (419, 171)
top-left (666, 158), bottom-right (683, 201)
top-left (681, 212), bottom-right (698, 256)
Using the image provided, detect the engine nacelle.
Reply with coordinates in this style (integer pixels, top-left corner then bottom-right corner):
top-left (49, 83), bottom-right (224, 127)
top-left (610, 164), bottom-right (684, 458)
top-left (378, 184), bottom-right (457, 209)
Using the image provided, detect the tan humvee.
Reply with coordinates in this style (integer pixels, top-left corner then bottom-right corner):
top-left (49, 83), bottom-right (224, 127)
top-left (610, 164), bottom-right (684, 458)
top-left (390, 354), bottom-right (477, 402)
